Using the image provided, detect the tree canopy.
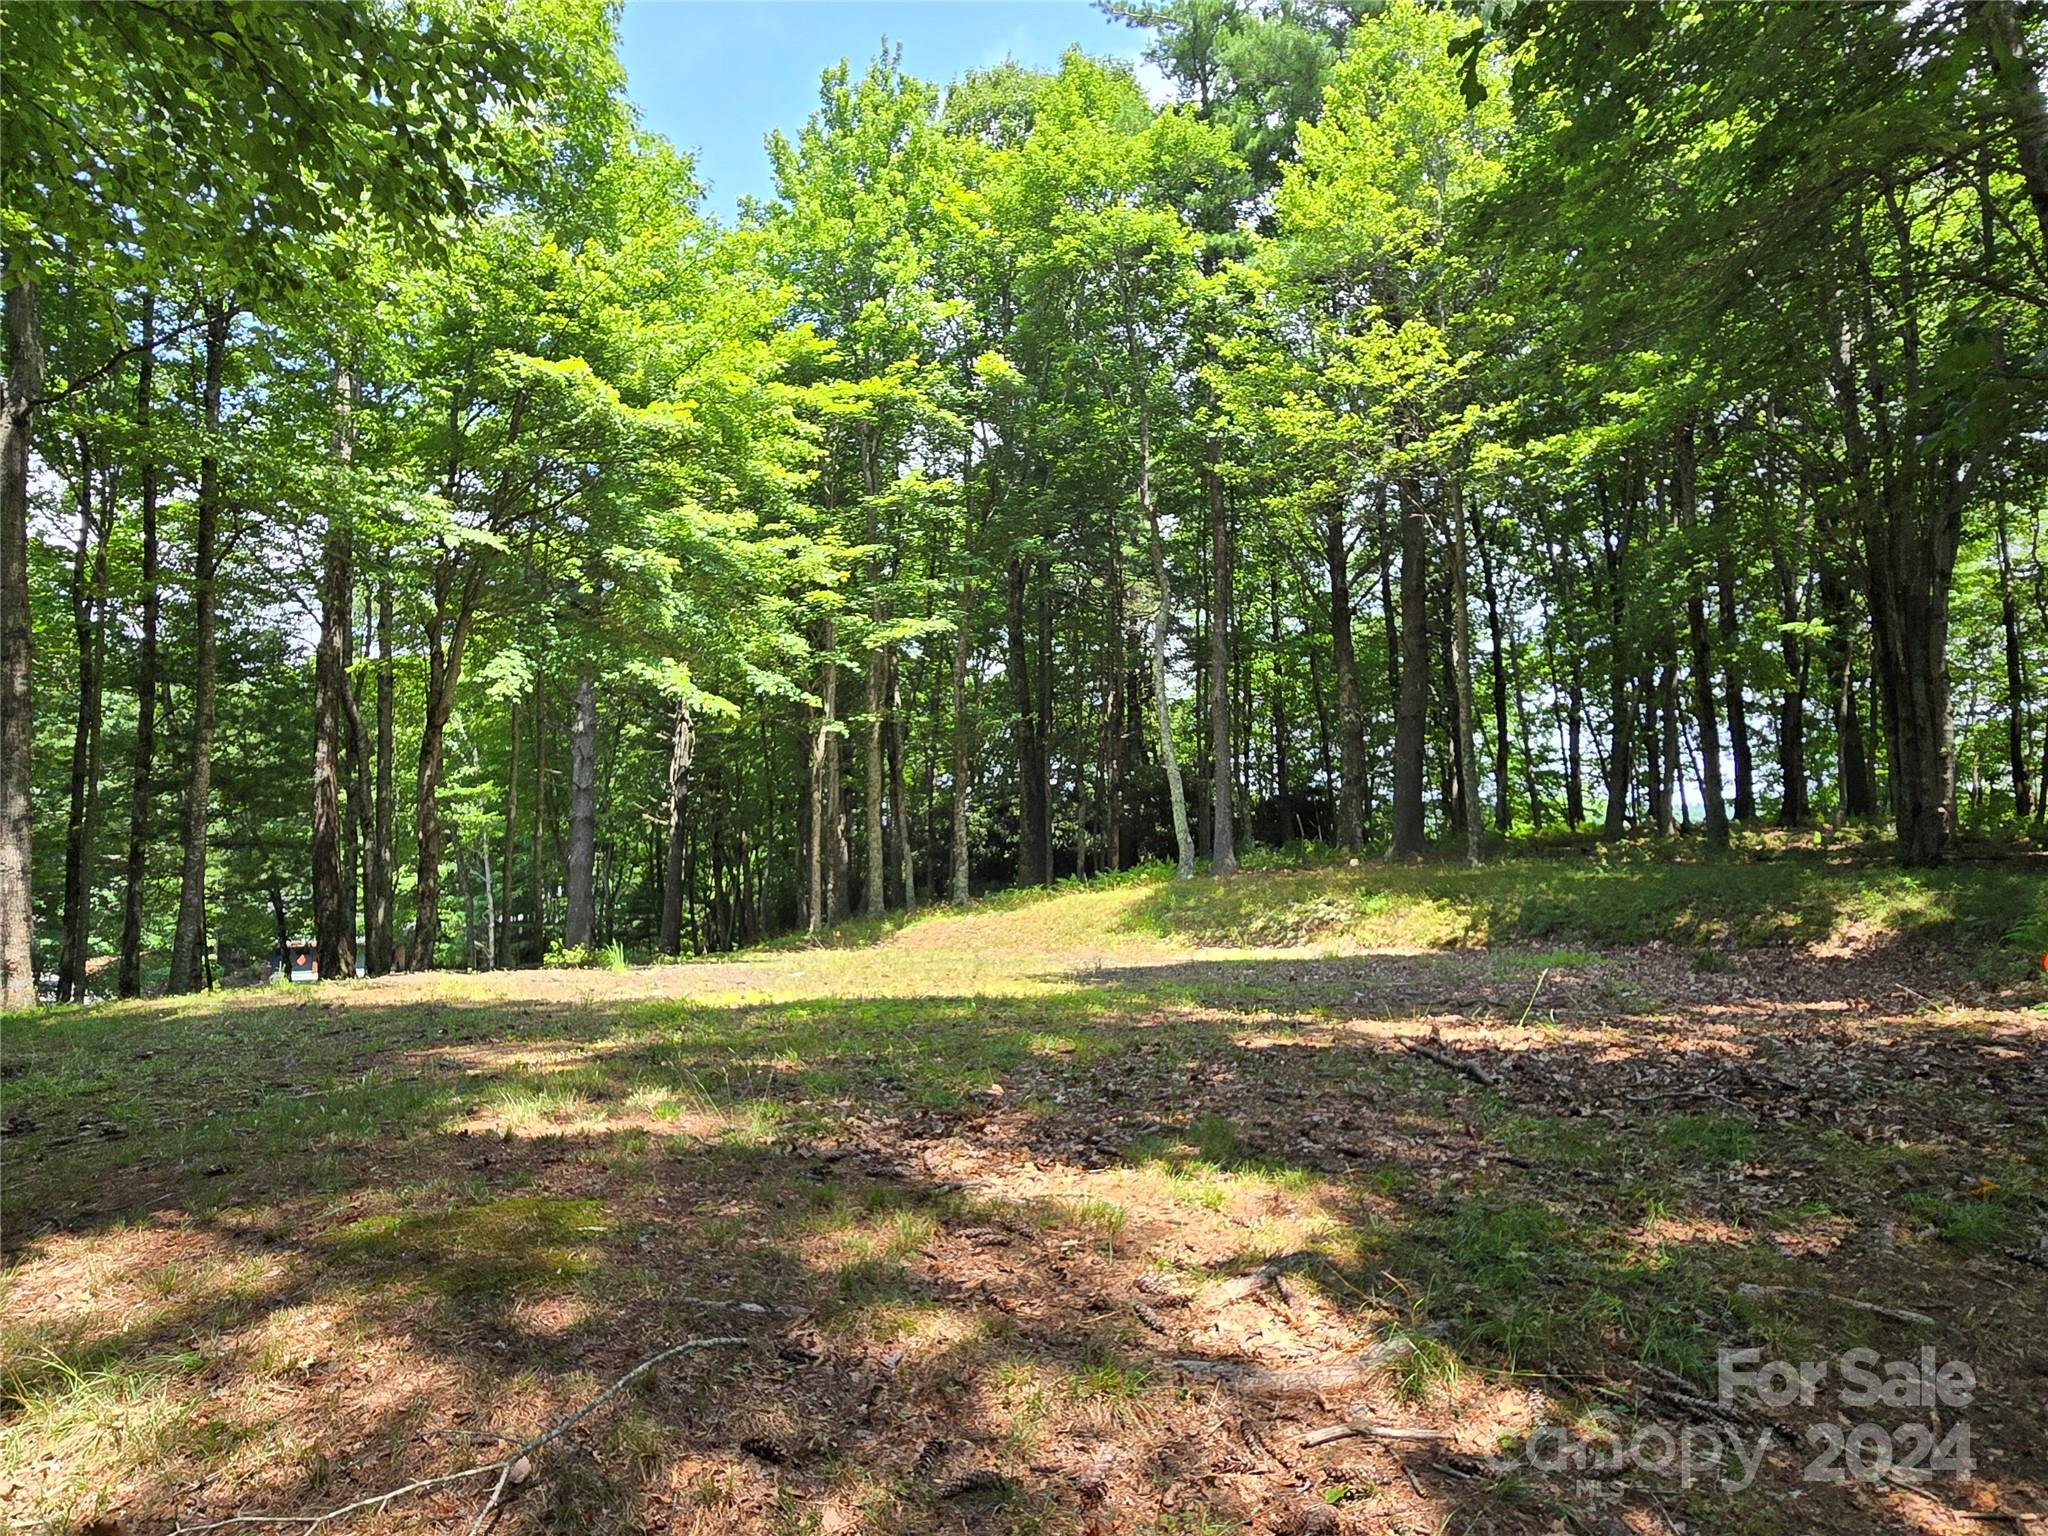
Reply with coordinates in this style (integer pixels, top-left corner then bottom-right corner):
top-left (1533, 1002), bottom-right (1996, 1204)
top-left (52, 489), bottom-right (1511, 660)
top-left (4, 0), bottom-right (2044, 1004)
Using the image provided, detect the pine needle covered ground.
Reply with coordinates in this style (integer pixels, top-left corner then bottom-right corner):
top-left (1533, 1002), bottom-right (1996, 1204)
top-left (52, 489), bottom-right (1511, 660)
top-left (6, 845), bottom-right (2047, 1536)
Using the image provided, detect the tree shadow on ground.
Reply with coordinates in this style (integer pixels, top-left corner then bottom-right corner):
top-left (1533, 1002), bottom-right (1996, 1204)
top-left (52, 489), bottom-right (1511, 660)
top-left (4, 955), bottom-right (2045, 1534)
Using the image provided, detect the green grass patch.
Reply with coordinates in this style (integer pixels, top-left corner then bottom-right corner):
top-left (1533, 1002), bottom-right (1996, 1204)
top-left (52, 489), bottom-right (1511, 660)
top-left (328, 1195), bottom-right (606, 1300)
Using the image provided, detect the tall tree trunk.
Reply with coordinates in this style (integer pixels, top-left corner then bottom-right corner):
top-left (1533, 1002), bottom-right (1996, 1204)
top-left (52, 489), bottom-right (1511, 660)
top-left (1007, 559), bottom-right (1047, 886)
top-left (1714, 535), bottom-right (1756, 823)
top-left (827, 682), bottom-right (848, 923)
top-left (1, 282), bottom-right (42, 1011)
top-left (1148, 514), bottom-right (1195, 880)
top-left (862, 431), bottom-right (887, 918)
top-left (1448, 483), bottom-right (1483, 866)
top-left (1207, 443), bottom-right (1236, 873)
top-left (660, 699), bottom-right (693, 953)
top-left (888, 651), bottom-right (914, 911)
top-left (563, 669), bottom-right (597, 949)
top-left (410, 561), bottom-right (486, 969)
top-left (529, 668), bottom-right (547, 959)
top-left (1821, 568), bottom-right (1875, 822)
top-left (949, 590), bottom-right (973, 905)
top-left (1975, 0), bottom-right (2048, 257)
top-left (169, 298), bottom-right (230, 995)
top-left (807, 624), bottom-right (836, 935)
top-left (118, 296), bottom-right (159, 998)
top-left (367, 577), bottom-right (395, 972)
top-left (1599, 483), bottom-right (1637, 841)
top-left (1325, 505), bottom-right (1367, 851)
top-left (312, 358), bottom-right (354, 981)
top-left (1677, 426), bottom-right (1730, 848)
top-left (1996, 501), bottom-right (2034, 818)
top-left (1132, 364), bottom-right (1193, 879)
top-left (1476, 518), bottom-right (1511, 833)
top-left (479, 837), bottom-right (495, 970)
top-left (58, 435), bottom-right (113, 1001)
top-left (500, 699), bottom-right (519, 963)
top-left (1391, 474), bottom-right (1429, 859)
top-left (1655, 660), bottom-right (1679, 837)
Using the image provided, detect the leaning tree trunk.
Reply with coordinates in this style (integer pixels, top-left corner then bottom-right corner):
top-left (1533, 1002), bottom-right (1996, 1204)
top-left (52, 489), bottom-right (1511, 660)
top-left (563, 669), bottom-right (598, 950)
top-left (118, 296), bottom-right (159, 998)
top-left (1136, 379), bottom-right (1194, 880)
top-left (0, 282), bottom-right (42, 1012)
top-left (169, 299), bottom-right (230, 995)
top-left (1391, 473), bottom-right (1430, 860)
top-left (312, 358), bottom-right (354, 981)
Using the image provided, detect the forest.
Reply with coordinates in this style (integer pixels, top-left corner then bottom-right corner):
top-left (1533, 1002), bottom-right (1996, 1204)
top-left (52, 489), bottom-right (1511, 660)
top-left (7, 6), bottom-right (2048, 1533)
top-left (1, 0), bottom-right (2045, 999)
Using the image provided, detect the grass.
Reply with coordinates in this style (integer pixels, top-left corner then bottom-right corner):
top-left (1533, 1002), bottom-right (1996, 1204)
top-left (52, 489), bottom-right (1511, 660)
top-left (3, 848), bottom-right (2045, 1535)
top-left (1126, 835), bottom-right (2048, 964)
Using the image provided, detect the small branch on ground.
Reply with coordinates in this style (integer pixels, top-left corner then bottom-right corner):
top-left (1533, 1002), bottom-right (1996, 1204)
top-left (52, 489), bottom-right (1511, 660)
top-left (1404, 1033), bottom-right (1501, 1089)
top-left (167, 1336), bottom-right (747, 1536)
top-left (1168, 1337), bottom-right (1415, 1396)
top-left (1300, 1418), bottom-right (1451, 1448)
top-left (1736, 1283), bottom-right (1935, 1326)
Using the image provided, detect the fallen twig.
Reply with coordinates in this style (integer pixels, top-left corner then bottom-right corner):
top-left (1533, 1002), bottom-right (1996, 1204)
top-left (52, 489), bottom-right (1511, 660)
top-left (1404, 1035), bottom-right (1501, 1090)
top-left (167, 1335), bottom-right (746, 1535)
top-left (1169, 1337), bottom-right (1416, 1396)
top-left (1736, 1283), bottom-right (1935, 1327)
top-left (1301, 1418), bottom-right (1451, 1448)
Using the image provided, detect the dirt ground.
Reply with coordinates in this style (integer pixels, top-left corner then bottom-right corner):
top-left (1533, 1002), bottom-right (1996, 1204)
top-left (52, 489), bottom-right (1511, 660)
top-left (4, 872), bottom-right (2046, 1536)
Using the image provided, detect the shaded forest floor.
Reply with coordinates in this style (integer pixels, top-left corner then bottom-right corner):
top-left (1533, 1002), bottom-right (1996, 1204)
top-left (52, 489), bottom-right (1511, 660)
top-left (6, 845), bottom-right (2048, 1536)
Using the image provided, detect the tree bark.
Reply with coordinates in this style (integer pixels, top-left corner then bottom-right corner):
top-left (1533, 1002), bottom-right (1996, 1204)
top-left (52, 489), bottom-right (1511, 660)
top-left (1391, 473), bottom-right (1429, 859)
top-left (366, 577), bottom-right (395, 972)
top-left (118, 296), bottom-right (159, 998)
top-left (888, 650), bottom-right (914, 911)
top-left (1448, 483), bottom-right (1482, 866)
top-left (1677, 426), bottom-right (1730, 847)
top-left (410, 560), bottom-right (487, 968)
top-left (1714, 524), bottom-right (1756, 823)
top-left (1996, 500), bottom-right (2034, 818)
top-left (169, 298), bottom-right (231, 995)
top-left (312, 358), bottom-right (354, 981)
top-left (862, 431), bottom-right (887, 918)
top-left (1599, 482), bottom-right (1637, 841)
top-left (1975, 0), bottom-right (2048, 257)
top-left (659, 698), bottom-right (693, 953)
top-left (58, 434), bottom-right (113, 1001)
top-left (1476, 517), bottom-right (1511, 833)
top-left (0, 281), bottom-right (42, 1011)
top-left (807, 622), bottom-right (835, 935)
top-left (949, 588), bottom-right (973, 904)
top-left (1207, 441), bottom-right (1236, 874)
top-left (1324, 505), bottom-right (1367, 852)
top-left (563, 669), bottom-right (597, 949)
top-left (1007, 558), bottom-right (1048, 885)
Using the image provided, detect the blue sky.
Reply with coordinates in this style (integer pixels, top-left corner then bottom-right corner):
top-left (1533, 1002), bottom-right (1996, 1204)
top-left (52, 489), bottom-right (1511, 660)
top-left (617, 1), bottom-right (1154, 219)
